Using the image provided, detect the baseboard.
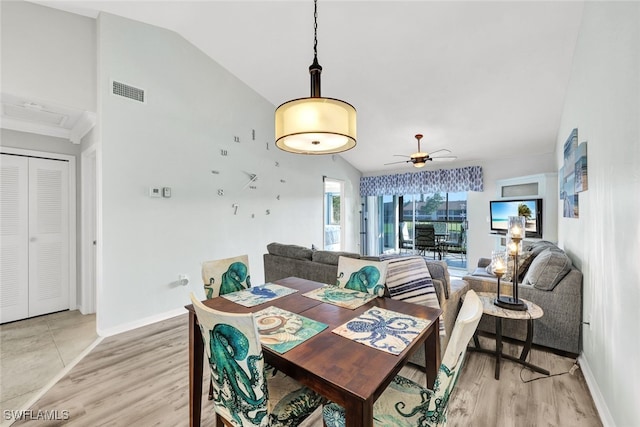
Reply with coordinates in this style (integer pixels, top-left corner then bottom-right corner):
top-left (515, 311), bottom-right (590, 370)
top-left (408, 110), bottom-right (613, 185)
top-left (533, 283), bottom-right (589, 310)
top-left (96, 307), bottom-right (187, 337)
top-left (578, 354), bottom-right (615, 427)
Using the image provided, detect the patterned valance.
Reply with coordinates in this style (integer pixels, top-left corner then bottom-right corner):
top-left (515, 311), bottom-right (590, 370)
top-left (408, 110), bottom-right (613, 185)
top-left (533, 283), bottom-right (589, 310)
top-left (360, 166), bottom-right (483, 197)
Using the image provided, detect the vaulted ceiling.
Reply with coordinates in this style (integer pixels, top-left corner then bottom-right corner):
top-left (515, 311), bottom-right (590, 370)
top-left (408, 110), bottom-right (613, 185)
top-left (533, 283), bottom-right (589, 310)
top-left (33, 1), bottom-right (584, 173)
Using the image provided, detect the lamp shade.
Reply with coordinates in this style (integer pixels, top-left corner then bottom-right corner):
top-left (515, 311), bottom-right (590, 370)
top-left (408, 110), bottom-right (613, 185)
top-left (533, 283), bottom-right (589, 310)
top-left (275, 97), bottom-right (356, 154)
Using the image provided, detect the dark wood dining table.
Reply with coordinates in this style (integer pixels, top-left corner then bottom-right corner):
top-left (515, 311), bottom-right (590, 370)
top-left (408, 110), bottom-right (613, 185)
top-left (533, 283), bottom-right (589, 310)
top-left (186, 276), bottom-right (442, 427)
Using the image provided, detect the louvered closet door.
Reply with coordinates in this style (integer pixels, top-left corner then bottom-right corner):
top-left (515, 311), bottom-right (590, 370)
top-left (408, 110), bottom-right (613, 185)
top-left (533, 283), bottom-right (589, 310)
top-left (28, 157), bottom-right (69, 317)
top-left (0, 155), bottom-right (29, 323)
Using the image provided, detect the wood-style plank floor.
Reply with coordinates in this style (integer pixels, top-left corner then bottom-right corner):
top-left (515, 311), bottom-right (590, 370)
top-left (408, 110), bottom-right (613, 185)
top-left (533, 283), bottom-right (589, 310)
top-left (11, 314), bottom-right (601, 426)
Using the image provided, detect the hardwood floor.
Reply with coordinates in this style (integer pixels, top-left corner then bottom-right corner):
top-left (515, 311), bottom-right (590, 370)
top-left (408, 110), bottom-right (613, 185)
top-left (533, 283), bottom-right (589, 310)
top-left (10, 314), bottom-right (601, 426)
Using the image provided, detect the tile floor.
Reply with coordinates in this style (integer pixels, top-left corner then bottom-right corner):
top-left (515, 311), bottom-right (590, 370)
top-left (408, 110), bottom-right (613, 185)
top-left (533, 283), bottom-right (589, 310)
top-left (0, 310), bottom-right (97, 417)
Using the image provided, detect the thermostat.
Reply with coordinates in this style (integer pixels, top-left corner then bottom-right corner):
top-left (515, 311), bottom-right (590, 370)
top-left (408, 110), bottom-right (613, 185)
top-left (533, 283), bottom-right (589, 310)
top-left (162, 187), bottom-right (172, 198)
top-left (149, 187), bottom-right (161, 198)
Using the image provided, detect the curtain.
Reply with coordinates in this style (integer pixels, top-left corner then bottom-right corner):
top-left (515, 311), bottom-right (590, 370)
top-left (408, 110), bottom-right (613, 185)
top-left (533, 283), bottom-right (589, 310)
top-left (360, 166), bottom-right (483, 197)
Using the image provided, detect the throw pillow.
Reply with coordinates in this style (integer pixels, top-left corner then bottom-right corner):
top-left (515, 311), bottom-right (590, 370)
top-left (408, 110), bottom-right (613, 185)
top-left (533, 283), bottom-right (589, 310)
top-left (523, 248), bottom-right (572, 291)
top-left (266, 242), bottom-right (313, 260)
top-left (385, 256), bottom-right (445, 336)
top-left (485, 252), bottom-right (533, 283)
top-left (312, 250), bottom-right (360, 266)
top-left (336, 256), bottom-right (388, 297)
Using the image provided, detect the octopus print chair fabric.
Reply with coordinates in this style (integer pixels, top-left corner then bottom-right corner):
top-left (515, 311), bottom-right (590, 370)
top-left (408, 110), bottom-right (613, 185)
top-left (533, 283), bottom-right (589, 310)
top-left (336, 256), bottom-right (388, 297)
top-left (189, 293), bottom-right (325, 427)
top-left (323, 290), bottom-right (483, 427)
top-left (203, 255), bottom-right (251, 299)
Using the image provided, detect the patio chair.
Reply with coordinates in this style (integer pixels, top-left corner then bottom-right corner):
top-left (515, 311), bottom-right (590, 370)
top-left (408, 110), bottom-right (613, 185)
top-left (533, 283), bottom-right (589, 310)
top-left (399, 222), bottom-right (414, 253)
top-left (443, 228), bottom-right (466, 261)
top-left (415, 224), bottom-right (440, 259)
top-left (189, 293), bottom-right (325, 427)
top-left (322, 290), bottom-right (483, 427)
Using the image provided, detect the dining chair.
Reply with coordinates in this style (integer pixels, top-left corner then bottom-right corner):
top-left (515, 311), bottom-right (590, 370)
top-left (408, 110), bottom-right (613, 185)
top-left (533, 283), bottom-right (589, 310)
top-left (336, 256), bottom-right (388, 297)
top-left (202, 255), bottom-right (251, 400)
top-left (202, 254), bottom-right (251, 299)
top-left (322, 290), bottom-right (483, 427)
top-left (190, 293), bottom-right (325, 427)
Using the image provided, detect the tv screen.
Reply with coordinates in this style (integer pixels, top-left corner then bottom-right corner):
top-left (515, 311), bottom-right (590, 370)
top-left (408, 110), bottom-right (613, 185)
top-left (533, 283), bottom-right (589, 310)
top-left (489, 198), bottom-right (543, 238)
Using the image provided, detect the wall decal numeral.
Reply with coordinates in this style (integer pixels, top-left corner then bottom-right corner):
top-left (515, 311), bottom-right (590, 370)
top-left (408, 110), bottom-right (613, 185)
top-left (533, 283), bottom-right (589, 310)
top-left (280, 179), bottom-right (286, 183)
top-left (249, 185), bottom-right (257, 190)
top-left (276, 195), bottom-right (280, 200)
top-left (218, 189), bottom-right (224, 196)
top-left (251, 213), bottom-right (255, 218)
top-left (275, 161), bottom-right (279, 167)
top-left (220, 149), bottom-right (228, 156)
top-left (234, 136), bottom-right (240, 143)
top-left (266, 209), bottom-right (271, 215)
top-left (252, 129), bottom-right (256, 140)
top-left (266, 142), bottom-right (269, 150)
top-left (232, 204), bottom-right (239, 215)
top-left (211, 170), bottom-right (220, 174)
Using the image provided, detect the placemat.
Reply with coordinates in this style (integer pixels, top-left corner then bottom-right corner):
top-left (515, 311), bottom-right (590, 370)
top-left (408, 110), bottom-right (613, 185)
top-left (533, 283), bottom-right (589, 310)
top-left (302, 285), bottom-right (378, 309)
top-left (221, 283), bottom-right (297, 307)
top-left (254, 306), bottom-right (328, 354)
top-left (332, 307), bottom-right (431, 355)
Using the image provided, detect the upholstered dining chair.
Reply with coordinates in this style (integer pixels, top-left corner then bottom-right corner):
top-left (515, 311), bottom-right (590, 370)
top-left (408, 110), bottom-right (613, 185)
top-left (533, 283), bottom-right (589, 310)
top-left (322, 290), bottom-right (483, 427)
top-left (202, 255), bottom-right (251, 400)
top-left (336, 256), bottom-right (388, 297)
top-left (190, 293), bottom-right (325, 427)
top-left (202, 254), bottom-right (251, 299)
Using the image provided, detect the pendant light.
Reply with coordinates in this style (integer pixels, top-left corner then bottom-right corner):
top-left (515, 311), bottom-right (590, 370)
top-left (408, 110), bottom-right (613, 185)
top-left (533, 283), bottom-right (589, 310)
top-left (274, 0), bottom-right (357, 154)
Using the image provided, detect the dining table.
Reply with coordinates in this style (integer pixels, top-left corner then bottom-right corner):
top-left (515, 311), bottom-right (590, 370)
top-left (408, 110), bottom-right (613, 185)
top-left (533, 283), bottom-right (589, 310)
top-left (186, 276), bottom-right (442, 427)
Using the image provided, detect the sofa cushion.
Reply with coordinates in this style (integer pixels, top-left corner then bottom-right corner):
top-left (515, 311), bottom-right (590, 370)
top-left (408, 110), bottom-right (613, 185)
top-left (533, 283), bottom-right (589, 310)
top-left (525, 240), bottom-right (558, 257)
top-left (336, 256), bottom-right (388, 297)
top-left (267, 242), bottom-right (313, 261)
top-left (312, 250), bottom-right (360, 266)
top-left (523, 248), bottom-right (572, 291)
top-left (385, 256), bottom-right (444, 335)
top-left (485, 251), bottom-right (533, 282)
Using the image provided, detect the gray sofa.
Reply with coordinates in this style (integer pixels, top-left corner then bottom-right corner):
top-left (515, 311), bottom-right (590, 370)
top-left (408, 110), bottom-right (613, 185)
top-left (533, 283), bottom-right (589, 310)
top-left (263, 242), bottom-right (469, 364)
top-left (463, 241), bottom-right (583, 355)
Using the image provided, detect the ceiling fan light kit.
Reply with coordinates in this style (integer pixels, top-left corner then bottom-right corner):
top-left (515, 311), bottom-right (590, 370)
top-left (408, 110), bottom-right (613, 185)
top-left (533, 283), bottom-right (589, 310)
top-left (274, 0), bottom-right (356, 155)
top-left (384, 133), bottom-right (457, 168)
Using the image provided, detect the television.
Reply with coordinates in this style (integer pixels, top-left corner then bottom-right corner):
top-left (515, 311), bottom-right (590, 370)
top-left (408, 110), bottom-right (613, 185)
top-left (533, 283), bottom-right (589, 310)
top-left (489, 198), bottom-right (543, 238)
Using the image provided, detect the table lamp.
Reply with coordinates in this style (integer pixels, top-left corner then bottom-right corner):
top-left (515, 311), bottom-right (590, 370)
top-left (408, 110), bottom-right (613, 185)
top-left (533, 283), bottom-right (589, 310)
top-left (494, 216), bottom-right (527, 311)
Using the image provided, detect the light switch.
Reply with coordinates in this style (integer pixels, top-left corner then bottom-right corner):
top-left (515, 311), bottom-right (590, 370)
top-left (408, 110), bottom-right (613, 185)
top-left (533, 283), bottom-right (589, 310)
top-left (162, 187), bottom-right (172, 198)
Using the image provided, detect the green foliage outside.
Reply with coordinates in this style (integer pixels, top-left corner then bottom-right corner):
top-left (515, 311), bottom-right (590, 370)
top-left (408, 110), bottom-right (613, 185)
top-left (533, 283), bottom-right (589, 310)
top-left (518, 203), bottom-right (532, 220)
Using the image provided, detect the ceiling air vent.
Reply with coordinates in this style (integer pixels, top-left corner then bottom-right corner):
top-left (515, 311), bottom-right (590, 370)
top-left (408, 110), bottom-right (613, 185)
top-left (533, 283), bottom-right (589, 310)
top-left (112, 81), bottom-right (145, 103)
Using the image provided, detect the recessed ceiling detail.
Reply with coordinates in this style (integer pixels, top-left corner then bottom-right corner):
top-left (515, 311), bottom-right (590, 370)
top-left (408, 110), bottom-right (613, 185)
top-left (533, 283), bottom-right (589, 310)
top-left (1, 93), bottom-right (96, 144)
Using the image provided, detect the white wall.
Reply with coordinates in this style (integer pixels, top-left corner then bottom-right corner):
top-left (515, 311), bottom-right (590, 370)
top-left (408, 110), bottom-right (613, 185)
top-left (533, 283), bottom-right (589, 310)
top-left (556, 2), bottom-right (639, 426)
top-left (96, 13), bottom-right (361, 334)
top-left (0, 0), bottom-right (96, 111)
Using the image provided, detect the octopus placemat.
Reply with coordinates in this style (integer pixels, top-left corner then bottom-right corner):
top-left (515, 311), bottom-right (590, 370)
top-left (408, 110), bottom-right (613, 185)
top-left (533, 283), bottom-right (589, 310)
top-left (302, 285), bottom-right (378, 309)
top-left (254, 306), bottom-right (328, 354)
top-left (221, 283), bottom-right (297, 307)
top-left (332, 307), bottom-right (431, 355)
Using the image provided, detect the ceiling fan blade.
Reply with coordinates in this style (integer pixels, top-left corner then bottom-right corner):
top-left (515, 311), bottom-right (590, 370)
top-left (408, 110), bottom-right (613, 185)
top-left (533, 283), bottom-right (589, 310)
top-left (428, 148), bottom-right (451, 156)
top-left (392, 154), bottom-right (410, 158)
top-left (431, 156), bottom-right (457, 162)
top-left (384, 160), bottom-right (411, 165)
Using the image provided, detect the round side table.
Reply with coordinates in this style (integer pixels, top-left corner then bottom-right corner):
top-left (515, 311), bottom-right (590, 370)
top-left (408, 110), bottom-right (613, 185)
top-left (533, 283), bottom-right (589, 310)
top-left (467, 291), bottom-right (550, 380)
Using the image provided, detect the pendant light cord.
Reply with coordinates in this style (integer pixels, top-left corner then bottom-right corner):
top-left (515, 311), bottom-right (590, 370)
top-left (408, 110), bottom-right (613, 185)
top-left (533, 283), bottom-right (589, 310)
top-left (313, 0), bottom-right (318, 60)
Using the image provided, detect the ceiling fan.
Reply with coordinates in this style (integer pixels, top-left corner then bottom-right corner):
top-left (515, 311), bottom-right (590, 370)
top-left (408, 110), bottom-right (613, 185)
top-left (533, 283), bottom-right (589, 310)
top-left (385, 134), bottom-right (457, 168)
